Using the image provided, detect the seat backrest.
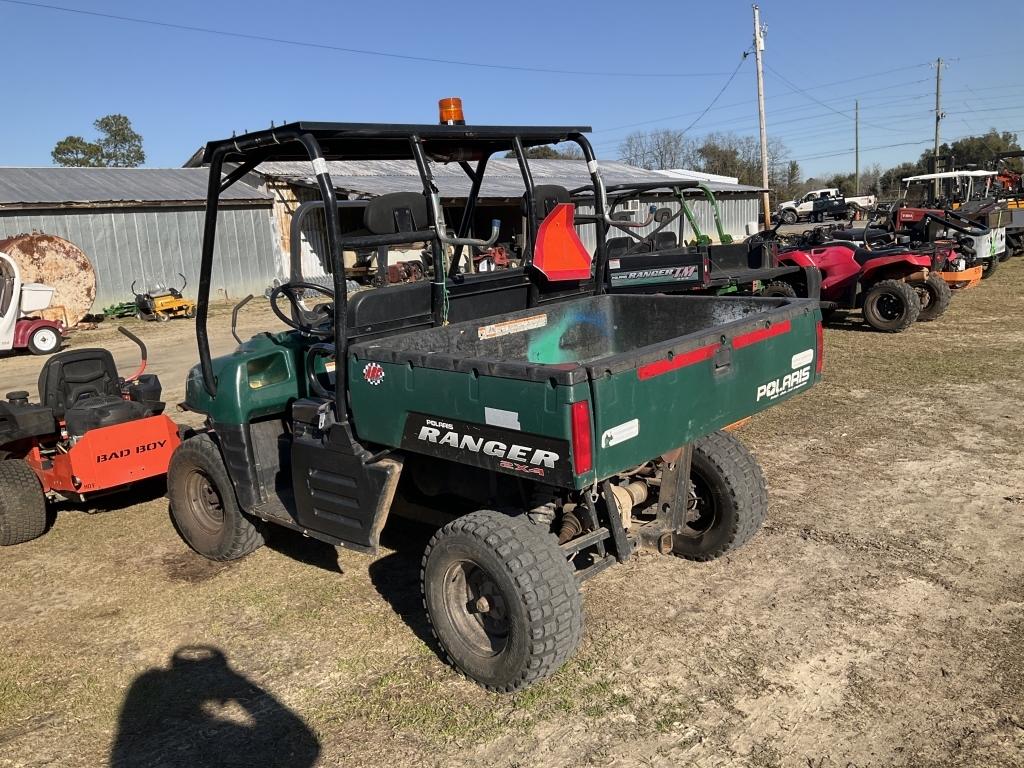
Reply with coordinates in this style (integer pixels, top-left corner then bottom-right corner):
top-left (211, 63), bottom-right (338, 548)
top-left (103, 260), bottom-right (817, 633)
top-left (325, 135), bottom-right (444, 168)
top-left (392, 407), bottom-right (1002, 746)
top-left (363, 192), bottom-right (429, 235)
top-left (38, 348), bottom-right (121, 417)
top-left (522, 185), bottom-right (570, 222)
top-left (653, 232), bottom-right (678, 251)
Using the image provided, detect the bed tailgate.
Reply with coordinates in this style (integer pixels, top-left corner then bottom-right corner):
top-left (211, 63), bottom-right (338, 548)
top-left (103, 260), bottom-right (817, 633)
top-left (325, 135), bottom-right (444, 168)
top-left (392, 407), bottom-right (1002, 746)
top-left (587, 301), bottom-right (821, 479)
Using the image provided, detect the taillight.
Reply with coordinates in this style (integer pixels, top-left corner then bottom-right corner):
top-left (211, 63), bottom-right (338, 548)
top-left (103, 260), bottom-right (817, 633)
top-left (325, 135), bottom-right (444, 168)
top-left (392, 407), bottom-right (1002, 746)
top-left (570, 400), bottom-right (593, 476)
top-left (815, 321), bottom-right (824, 374)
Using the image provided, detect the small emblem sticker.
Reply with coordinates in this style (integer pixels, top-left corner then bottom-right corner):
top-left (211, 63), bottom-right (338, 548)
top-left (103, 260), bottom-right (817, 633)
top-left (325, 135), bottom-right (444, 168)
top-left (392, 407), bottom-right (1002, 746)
top-left (363, 362), bottom-right (385, 386)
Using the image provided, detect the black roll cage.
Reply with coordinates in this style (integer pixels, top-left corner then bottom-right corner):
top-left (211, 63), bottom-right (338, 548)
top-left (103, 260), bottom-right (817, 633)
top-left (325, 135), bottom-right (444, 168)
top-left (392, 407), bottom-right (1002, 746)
top-left (196, 122), bottom-right (611, 424)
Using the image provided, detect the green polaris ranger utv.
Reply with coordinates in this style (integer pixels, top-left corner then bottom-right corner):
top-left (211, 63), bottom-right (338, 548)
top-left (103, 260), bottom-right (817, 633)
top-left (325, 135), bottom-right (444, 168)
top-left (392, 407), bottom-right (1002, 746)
top-left (170, 119), bottom-right (823, 692)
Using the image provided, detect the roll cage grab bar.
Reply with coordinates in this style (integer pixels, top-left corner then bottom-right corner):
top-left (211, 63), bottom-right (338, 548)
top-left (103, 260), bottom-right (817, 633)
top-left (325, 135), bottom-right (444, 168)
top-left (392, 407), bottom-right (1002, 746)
top-left (196, 129), bottom-right (611, 424)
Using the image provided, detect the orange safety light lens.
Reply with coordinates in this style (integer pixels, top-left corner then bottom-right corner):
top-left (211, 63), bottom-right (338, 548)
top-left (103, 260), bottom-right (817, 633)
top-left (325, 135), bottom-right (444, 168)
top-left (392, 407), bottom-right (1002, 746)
top-left (439, 97), bottom-right (465, 125)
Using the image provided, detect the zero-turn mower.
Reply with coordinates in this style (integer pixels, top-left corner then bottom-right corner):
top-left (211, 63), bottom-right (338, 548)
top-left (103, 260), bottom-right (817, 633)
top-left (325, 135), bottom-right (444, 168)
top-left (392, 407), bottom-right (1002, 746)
top-left (133, 273), bottom-right (197, 322)
top-left (0, 327), bottom-right (180, 545)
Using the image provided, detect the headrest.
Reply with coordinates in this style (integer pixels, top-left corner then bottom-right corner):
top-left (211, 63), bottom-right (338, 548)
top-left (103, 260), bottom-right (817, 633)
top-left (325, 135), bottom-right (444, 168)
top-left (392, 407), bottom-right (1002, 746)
top-left (522, 185), bottom-right (570, 220)
top-left (363, 192), bottom-right (429, 235)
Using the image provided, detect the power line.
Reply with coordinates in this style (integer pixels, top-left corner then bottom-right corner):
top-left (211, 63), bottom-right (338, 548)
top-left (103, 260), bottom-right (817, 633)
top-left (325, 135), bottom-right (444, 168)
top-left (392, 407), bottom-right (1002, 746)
top-left (679, 51), bottom-right (751, 135)
top-left (0, 0), bottom-right (734, 79)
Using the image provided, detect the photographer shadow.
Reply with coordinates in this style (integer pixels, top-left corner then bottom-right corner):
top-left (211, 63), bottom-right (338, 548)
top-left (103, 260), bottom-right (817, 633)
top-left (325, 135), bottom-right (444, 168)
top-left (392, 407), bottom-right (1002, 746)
top-left (109, 645), bottom-right (320, 768)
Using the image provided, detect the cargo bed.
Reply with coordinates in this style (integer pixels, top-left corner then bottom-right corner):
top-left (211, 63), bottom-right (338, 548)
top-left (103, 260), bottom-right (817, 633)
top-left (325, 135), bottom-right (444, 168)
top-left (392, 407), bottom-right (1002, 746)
top-left (349, 294), bottom-right (822, 488)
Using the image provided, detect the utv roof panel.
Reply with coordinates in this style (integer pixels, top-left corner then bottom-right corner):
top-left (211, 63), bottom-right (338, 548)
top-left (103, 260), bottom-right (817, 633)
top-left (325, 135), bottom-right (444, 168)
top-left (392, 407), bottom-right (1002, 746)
top-left (202, 122), bottom-right (593, 163)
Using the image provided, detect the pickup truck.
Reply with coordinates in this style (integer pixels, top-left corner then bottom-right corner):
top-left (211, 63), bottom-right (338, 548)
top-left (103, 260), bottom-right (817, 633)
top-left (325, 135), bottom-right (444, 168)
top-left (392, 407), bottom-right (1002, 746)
top-left (169, 119), bottom-right (823, 693)
top-left (778, 187), bottom-right (877, 224)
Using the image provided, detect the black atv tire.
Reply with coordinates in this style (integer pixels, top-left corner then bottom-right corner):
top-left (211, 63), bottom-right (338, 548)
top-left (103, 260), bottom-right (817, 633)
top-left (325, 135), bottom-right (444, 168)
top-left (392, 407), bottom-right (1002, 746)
top-left (167, 433), bottom-right (264, 561)
top-left (421, 509), bottom-right (583, 692)
top-left (781, 210), bottom-right (798, 225)
top-left (673, 431), bottom-right (768, 562)
top-left (981, 255), bottom-right (998, 279)
top-left (0, 459), bottom-right (47, 546)
top-left (761, 280), bottom-right (799, 298)
top-left (862, 279), bottom-right (920, 332)
top-left (916, 273), bottom-right (952, 322)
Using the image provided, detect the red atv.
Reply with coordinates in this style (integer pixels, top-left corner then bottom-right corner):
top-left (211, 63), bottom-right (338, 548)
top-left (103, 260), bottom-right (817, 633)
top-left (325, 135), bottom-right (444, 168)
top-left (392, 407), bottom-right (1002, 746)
top-left (0, 327), bottom-right (180, 545)
top-left (778, 233), bottom-right (951, 332)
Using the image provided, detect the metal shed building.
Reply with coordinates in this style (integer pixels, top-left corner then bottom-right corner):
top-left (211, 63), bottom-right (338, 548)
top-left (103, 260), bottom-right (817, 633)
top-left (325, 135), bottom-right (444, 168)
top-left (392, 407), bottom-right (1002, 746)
top-left (223, 159), bottom-right (762, 280)
top-left (0, 167), bottom-right (278, 308)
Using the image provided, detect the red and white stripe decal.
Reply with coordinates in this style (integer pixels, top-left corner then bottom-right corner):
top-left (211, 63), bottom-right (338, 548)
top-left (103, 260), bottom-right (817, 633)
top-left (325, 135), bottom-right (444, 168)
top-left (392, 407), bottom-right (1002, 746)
top-left (732, 319), bottom-right (791, 349)
top-left (637, 342), bottom-right (720, 381)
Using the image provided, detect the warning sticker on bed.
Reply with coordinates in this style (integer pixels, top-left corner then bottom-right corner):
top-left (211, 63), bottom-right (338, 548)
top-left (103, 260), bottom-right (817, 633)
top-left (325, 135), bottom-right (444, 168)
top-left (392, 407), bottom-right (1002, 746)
top-left (477, 313), bottom-right (548, 340)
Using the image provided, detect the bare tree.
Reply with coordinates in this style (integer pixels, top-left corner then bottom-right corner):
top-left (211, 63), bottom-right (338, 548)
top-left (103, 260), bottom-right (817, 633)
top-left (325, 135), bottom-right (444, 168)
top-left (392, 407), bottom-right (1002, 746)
top-left (618, 129), bottom-right (697, 170)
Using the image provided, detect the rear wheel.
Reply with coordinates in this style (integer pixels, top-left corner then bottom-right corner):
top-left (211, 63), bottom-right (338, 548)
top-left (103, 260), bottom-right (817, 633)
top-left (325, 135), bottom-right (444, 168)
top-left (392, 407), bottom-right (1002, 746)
top-left (0, 459), bottom-right (47, 546)
top-left (27, 326), bottom-right (60, 355)
top-left (761, 280), bottom-right (799, 298)
top-left (915, 273), bottom-right (952, 322)
top-left (862, 279), bottom-right (920, 332)
top-left (167, 434), bottom-right (264, 561)
top-left (673, 431), bottom-right (768, 561)
top-left (421, 509), bottom-right (583, 692)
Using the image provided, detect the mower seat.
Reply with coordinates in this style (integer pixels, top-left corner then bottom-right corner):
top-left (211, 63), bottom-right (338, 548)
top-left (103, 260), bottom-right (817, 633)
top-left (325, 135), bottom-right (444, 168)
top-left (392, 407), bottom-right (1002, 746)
top-left (37, 348), bottom-right (150, 436)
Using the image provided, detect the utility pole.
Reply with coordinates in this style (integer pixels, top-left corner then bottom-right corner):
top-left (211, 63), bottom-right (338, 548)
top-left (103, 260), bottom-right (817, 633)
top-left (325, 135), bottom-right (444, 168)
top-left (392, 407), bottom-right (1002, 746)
top-left (753, 4), bottom-right (770, 228)
top-left (855, 100), bottom-right (860, 195)
top-left (933, 57), bottom-right (944, 199)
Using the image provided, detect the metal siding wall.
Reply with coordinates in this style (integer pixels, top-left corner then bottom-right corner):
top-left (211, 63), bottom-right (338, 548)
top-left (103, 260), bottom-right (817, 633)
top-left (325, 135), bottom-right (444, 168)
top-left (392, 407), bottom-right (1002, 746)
top-left (575, 194), bottom-right (760, 251)
top-left (0, 206), bottom-right (277, 307)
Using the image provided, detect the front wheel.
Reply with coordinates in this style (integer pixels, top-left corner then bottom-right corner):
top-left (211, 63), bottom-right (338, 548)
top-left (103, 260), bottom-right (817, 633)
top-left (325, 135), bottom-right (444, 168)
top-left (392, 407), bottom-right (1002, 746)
top-left (673, 431), bottom-right (768, 562)
top-left (27, 326), bottom-right (61, 355)
top-left (167, 434), bottom-right (264, 561)
top-left (915, 273), bottom-right (952, 322)
top-left (0, 459), bottom-right (47, 545)
top-left (781, 210), bottom-right (798, 225)
top-left (861, 279), bottom-right (920, 332)
top-left (422, 510), bottom-right (583, 692)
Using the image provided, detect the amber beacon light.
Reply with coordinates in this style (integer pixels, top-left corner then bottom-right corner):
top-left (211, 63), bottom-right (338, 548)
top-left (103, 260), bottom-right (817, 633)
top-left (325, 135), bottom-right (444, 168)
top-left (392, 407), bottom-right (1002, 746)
top-left (438, 97), bottom-right (465, 125)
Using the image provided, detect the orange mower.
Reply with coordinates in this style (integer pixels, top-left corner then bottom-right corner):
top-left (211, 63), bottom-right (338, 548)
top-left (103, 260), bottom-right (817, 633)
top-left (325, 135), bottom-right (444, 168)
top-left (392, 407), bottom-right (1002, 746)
top-left (0, 327), bottom-right (180, 545)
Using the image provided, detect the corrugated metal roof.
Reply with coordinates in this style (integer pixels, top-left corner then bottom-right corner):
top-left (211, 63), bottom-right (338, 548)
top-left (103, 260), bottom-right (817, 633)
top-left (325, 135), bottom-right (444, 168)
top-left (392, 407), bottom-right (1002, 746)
top-left (254, 159), bottom-right (761, 197)
top-left (0, 167), bottom-right (270, 208)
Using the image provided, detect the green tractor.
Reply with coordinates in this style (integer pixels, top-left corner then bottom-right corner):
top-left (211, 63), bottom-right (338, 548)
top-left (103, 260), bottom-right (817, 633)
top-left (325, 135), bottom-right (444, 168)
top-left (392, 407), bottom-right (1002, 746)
top-left (170, 119), bottom-right (823, 691)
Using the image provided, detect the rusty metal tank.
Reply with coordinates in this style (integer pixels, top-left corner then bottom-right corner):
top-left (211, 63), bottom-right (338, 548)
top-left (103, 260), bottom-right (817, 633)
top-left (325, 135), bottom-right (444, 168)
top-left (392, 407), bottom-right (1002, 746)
top-left (0, 233), bottom-right (96, 327)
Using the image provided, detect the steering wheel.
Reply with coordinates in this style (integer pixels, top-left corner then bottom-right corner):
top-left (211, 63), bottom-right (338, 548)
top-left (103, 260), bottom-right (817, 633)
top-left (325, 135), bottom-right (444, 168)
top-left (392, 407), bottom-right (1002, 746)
top-left (269, 281), bottom-right (335, 338)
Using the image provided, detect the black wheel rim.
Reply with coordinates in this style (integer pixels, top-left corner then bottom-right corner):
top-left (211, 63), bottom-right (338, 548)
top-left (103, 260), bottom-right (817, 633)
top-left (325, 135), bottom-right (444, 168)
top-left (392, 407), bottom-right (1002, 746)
top-left (441, 559), bottom-right (509, 657)
top-left (679, 468), bottom-right (717, 537)
top-left (874, 293), bottom-right (904, 321)
top-left (183, 469), bottom-right (224, 535)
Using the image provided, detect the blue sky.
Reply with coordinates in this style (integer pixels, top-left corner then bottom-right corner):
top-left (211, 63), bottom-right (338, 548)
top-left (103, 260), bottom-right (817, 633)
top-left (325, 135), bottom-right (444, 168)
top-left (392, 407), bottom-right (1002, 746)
top-left (3, 0), bottom-right (1022, 178)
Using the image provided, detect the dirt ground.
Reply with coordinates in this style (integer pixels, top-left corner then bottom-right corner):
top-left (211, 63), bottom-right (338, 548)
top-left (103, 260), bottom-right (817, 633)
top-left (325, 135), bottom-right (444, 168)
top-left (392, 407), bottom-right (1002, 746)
top-left (1, 263), bottom-right (1023, 768)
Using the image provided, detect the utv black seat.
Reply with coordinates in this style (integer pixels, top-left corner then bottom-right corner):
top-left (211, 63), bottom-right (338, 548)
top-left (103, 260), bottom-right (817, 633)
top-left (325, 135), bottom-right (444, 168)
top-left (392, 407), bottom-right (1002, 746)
top-left (37, 348), bottom-right (150, 436)
top-left (522, 185), bottom-right (570, 221)
top-left (363, 192), bottom-right (429, 235)
top-left (652, 232), bottom-right (678, 251)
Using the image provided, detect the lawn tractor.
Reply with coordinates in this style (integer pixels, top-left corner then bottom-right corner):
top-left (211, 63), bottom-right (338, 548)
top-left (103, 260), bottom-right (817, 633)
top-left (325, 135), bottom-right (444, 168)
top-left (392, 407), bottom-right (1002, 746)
top-left (0, 327), bottom-right (180, 545)
top-left (0, 250), bottom-right (64, 356)
top-left (133, 273), bottom-right (197, 321)
top-left (168, 114), bottom-right (823, 692)
top-left (778, 228), bottom-right (951, 332)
